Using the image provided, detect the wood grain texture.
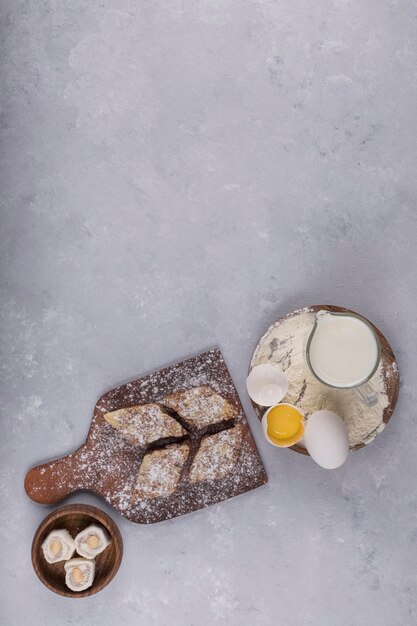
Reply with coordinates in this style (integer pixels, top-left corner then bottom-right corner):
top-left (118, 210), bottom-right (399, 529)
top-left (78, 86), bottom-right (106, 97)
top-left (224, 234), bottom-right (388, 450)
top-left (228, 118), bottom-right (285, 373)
top-left (31, 504), bottom-right (123, 598)
top-left (250, 305), bottom-right (399, 456)
top-left (25, 350), bottom-right (267, 523)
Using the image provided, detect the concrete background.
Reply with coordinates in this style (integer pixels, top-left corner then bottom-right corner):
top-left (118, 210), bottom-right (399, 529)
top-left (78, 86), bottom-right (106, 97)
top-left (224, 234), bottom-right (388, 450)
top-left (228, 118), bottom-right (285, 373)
top-left (1, 1), bottom-right (416, 624)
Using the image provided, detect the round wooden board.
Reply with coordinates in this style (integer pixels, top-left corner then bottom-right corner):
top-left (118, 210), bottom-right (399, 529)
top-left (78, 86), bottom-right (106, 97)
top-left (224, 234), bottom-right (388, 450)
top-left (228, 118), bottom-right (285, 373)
top-left (31, 504), bottom-right (123, 598)
top-left (249, 305), bottom-right (399, 455)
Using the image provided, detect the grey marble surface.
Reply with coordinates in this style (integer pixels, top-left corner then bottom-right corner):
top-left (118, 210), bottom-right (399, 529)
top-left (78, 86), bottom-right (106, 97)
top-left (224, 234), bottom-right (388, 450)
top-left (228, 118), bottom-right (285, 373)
top-left (1, 1), bottom-right (416, 624)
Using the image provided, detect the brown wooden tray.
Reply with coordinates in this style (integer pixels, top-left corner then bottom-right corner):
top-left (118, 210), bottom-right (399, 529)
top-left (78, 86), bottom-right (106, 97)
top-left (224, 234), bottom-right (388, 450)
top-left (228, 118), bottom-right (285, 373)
top-left (249, 305), bottom-right (399, 455)
top-left (25, 350), bottom-right (267, 523)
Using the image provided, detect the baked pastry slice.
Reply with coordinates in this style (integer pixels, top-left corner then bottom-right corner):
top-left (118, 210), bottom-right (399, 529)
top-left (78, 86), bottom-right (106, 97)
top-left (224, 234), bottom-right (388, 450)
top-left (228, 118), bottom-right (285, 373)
top-left (104, 403), bottom-right (186, 447)
top-left (163, 386), bottom-right (237, 430)
top-left (189, 424), bottom-right (244, 483)
top-left (132, 443), bottom-right (189, 501)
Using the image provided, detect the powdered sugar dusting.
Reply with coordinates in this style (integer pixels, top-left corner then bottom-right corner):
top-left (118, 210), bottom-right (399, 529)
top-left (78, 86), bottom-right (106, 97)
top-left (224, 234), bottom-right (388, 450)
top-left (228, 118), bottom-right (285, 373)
top-left (164, 386), bottom-right (237, 429)
top-left (133, 443), bottom-right (189, 500)
top-left (190, 425), bottom-right (244, 483)
top-left (104, 403), bottom-right (185, 446)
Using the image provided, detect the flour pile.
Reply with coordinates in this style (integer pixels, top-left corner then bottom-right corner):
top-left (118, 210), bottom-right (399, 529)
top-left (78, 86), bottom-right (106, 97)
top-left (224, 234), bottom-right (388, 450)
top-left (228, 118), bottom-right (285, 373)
top-left (251, 309), bottom-right (390, 447)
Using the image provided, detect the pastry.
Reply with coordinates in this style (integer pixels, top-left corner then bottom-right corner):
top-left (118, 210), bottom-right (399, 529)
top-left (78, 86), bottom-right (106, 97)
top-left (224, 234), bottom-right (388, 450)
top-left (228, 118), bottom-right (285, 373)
top-left (163, 386), bottom-right (237, 429)
top-left (189, 424), bottom-right (244, 483)
top-left (132, 443), bottom-right (189, 501)
top-left (74, 524), bottom-right (110, 559)
top-left (64, 558), bottom-right (95, 592)
top-left (41, 529), bottom-right (75, 563)
top-left (104, 403), bottom-right (186, 446)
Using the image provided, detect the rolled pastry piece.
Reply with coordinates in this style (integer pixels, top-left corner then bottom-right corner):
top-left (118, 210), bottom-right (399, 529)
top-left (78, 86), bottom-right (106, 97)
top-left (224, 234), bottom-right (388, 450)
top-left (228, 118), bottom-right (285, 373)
top-left (74, 524), bottom-right (111, 559)
top-left (64, 558), bottom-right (95, 592)
top-left (41, 529), bottom-right (75, 563)
top-left (132, 443), bottom-right (189, 501)
top-left (163, 386), bottom-right (237, 430)
top-left (189, 424), bottom-right (244, 483)
top-left (104, 403), bottom-right (186, 446)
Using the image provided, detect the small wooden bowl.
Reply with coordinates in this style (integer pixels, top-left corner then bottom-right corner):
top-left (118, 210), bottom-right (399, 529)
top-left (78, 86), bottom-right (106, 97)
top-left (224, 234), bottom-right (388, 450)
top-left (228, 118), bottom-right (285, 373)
top-left (32, 504), bottom-right (123, 598)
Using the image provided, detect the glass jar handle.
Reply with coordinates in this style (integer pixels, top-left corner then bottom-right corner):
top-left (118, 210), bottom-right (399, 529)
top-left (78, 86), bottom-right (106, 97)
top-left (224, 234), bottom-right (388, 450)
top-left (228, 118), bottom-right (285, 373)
top-left (353, 381), bottom-right (378, 407)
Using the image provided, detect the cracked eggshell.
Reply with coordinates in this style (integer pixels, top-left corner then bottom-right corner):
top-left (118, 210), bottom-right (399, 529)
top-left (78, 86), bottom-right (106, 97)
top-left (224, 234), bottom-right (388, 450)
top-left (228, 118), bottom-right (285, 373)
top-left (246, 364), bottom-right (289, 407)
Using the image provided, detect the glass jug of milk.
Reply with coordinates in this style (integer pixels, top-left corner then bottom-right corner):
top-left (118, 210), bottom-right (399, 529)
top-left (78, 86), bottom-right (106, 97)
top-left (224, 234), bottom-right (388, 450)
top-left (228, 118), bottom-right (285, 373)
top-left (306, 310), bottom-right (380, 405)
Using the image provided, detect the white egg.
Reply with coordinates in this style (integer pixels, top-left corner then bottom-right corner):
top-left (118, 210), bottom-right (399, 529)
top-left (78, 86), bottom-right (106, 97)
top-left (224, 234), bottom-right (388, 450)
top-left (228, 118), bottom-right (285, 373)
top-left (304, 410), bottom-right (349, 469)
top-left (246, 364), bottom-right (289, 407)
top-left (74, 524), bottom-right (110, 559)
top-left (65, 558), bottom-right (95, 592)
top-left (41, 529), bottom-right (76, 563)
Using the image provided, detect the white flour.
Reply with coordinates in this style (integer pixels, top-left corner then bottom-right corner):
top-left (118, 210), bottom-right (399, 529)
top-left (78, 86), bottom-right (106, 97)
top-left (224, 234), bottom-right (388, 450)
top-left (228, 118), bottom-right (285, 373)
top-left (251, 309), bottom-right (391, 447)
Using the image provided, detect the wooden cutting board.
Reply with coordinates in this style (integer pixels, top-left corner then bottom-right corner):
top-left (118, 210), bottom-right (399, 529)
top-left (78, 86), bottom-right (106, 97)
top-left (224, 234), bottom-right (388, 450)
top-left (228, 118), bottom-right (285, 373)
top-left (25, 350), bottom-right (267, 523)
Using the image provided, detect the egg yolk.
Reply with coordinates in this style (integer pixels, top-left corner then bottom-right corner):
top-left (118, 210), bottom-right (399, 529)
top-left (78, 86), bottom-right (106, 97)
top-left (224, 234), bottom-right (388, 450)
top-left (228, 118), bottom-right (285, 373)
top-left (267, 405), bottom-right (303, 445)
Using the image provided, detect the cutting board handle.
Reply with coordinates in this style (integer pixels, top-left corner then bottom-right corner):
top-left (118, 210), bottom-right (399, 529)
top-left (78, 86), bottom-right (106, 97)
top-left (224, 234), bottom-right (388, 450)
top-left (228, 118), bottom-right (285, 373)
top-left (25, 446), bottom-right (88, 504)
